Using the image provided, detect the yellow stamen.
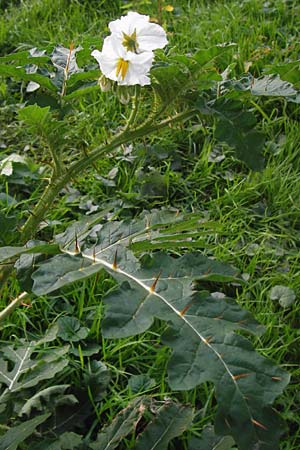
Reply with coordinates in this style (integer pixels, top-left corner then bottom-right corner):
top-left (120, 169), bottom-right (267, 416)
top-left (116, 58), bottom-right (129, 80)
top-left (122, 29), bottom-right (138, 53)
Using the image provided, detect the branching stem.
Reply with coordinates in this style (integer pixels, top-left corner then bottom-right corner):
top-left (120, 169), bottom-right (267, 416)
top-left (21, 108), bottom-right (198, 241)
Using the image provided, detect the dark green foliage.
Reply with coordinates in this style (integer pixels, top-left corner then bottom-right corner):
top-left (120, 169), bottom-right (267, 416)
top-left (188, 426), bottom-right (235, 450)
top-left (1, 1), bottom-right (300, 449)
top-left (13, 210), bottom-right (289, 450)
top-left (211, 98), bottom-right (265, 171)
top-left (3, 42), bottom-right (296, 169)
top-left (90, 396), bottom-right (149, 450)
top-left (0, 413), bottom-right (51, 450)
top-left (134, 401), bottom-right (194, 450)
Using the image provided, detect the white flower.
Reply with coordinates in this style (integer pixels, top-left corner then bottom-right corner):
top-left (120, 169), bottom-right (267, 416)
top-left (108, 11), bottom-right (168, 53)
top-left (92, 35), bottom-right (154, 86)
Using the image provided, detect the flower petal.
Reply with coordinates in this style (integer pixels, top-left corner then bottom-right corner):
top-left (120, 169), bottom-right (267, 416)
top-left (136, 23), bottom-right (168, 52)
top-left (108, 12), bottom-right (168, 53)
top-left (109, 12), bottom-right (149, 36)
top-left (92, 18), bottom-right (157, 86)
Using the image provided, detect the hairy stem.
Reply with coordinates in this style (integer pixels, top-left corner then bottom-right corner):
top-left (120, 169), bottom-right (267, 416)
top-left (125, 85), bottom-right (141, 131)
top-left (21, 108), bottom-right (198, 241)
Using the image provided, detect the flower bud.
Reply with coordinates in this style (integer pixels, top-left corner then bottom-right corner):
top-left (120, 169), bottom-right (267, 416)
top-left (98, 74), bottom-right (112, 92)
top-left (116, 86), bottom-right (131, 104)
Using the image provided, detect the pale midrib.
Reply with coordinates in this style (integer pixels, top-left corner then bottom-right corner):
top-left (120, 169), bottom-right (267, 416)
top-left (64, 248), bottom-right (260, 437)
top-left (147, 408), bottom-right (184, 450)
top-left (9, 346), bottom-right (32, 390)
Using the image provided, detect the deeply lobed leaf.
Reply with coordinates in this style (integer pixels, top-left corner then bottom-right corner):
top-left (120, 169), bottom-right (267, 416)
top-left (28, 212), bottom-right (289, 448)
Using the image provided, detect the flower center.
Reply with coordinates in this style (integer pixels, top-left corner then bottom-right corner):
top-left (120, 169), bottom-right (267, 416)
top-left (116, 58), bottom-right (129, 80)
top-left (122, 29), bottom-right (138, 53)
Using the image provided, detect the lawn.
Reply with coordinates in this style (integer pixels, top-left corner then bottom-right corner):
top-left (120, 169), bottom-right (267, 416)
top-left (0, 1), bottom-right (299, 449)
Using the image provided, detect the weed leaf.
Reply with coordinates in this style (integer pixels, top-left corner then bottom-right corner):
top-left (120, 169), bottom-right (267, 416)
top-left (90, 396), bottom-right (149, 450)
top-left (270, 285), bottom-right (296, 308)
top-left (134, 401), bottom-right (194, 450)
top-left (0, 413), bottom-right (51, 450)
top-left (188, 426), bottom-right (235, 450)
top-left (0, 64), bottom-right (56, 92)
top-left (0, 342), bottom-right (69, 394)
top-left (212, 98), bottom-right (265, 170)
top-left (0, 242), bottom-right (60, 264)
top-left (19, 385), bottom-right (70, 417)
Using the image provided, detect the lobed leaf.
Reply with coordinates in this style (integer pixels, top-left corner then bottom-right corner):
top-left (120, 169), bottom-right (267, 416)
top-left (250, 74), bottom-right (299, 99)
top-left (188, 426), bottom-right (236, 450)
top-left (211, 98), bottom-right (265, 170)
top-left (134, 401), bottom-right (194, 450)
top-left (56, 316), bottom-right (89, 342)
top-left (19, 384), bottom-right (70, 417)
top-left (0, 342), bottom-right (69, 394)
top-left (0, 64), bottom-right (57, 92)
top-left (29, 212), bottom-right (289, 449)
top-left (17, 104), bottom-right (51, 128)
top-left (90, 396), bottom-right (149, 450)
top-left (265, 61), bottom-right (300, 89)
top-left (151, 63), bottom-right (189, 103)
top-left (222, 73), bottom-right (300, 102)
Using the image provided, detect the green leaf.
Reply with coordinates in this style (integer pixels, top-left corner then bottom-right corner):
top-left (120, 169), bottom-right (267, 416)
top-left (32, 432), bottom-right (83, 449)
top-left (250, 75), bottom-right (299, 100)
top-left (0, 212), bottom-right (18, 246)
top-left (151, 64), bottom-right (189, 103)
top-left (212, 98), bottom-right (265, 170)
top-left (0, 49), bottom-right (49, 64)
top-left (270, 285), bottom-right (296, 308)
top-left (0, 413), bottom-right (51, 450)
top-left (57, 316), bottom-right (89, 342)
top-left (128, 374), bottom-right (156, 393)
top-left (66, 69), bottom-right (100, 88)
top-left (17, 104), bottom-right (51, 128)
top-left (64, 83), bottom-right (99, 100)
top-left (59, 432), bottom-right (83, 449)
top-left (166, 329), bottom-right (289, 449)
top-left (32, 211), bottom-right (240, 296)
top-left (0, 342), bottom-right (69, 393)
top-left (193, 43), bottom-right (237, 67)
top-left (0, 242), bottom-right (60, 263)
top-left (134, 401), bottom-right (194, 450)
top-left (188, 426), bottom-right (236, 450)
top-left (0, 64), bottom-right (57, 92)
top-left (19, 385), bottom-right (70, 417)
top-left (90, 396), bottom-right (149, 450)
top-left (222, 74), bottom-right (300, 102)
top-left (32, 250), bottom-right (239, 297)
top-left (82, 360), bottom-right (111, 402)
top-left (54, 207), bottom-right (113, 248)
top-left (29, 212), bottom-right (289, 449)
top-left (265, 61), bottom-right (300, 89)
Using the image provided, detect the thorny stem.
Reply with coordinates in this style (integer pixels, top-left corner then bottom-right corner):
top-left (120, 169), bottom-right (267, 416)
top-left (0, 107), bottom-right (198, 290)
top-left (124, 85), bottom-right (141, 131)
top-left (21, 107), bottom-right (198, 241)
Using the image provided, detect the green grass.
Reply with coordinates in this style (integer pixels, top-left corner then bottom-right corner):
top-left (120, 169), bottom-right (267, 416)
top-left (1, 0), bottom-right (300, 448)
